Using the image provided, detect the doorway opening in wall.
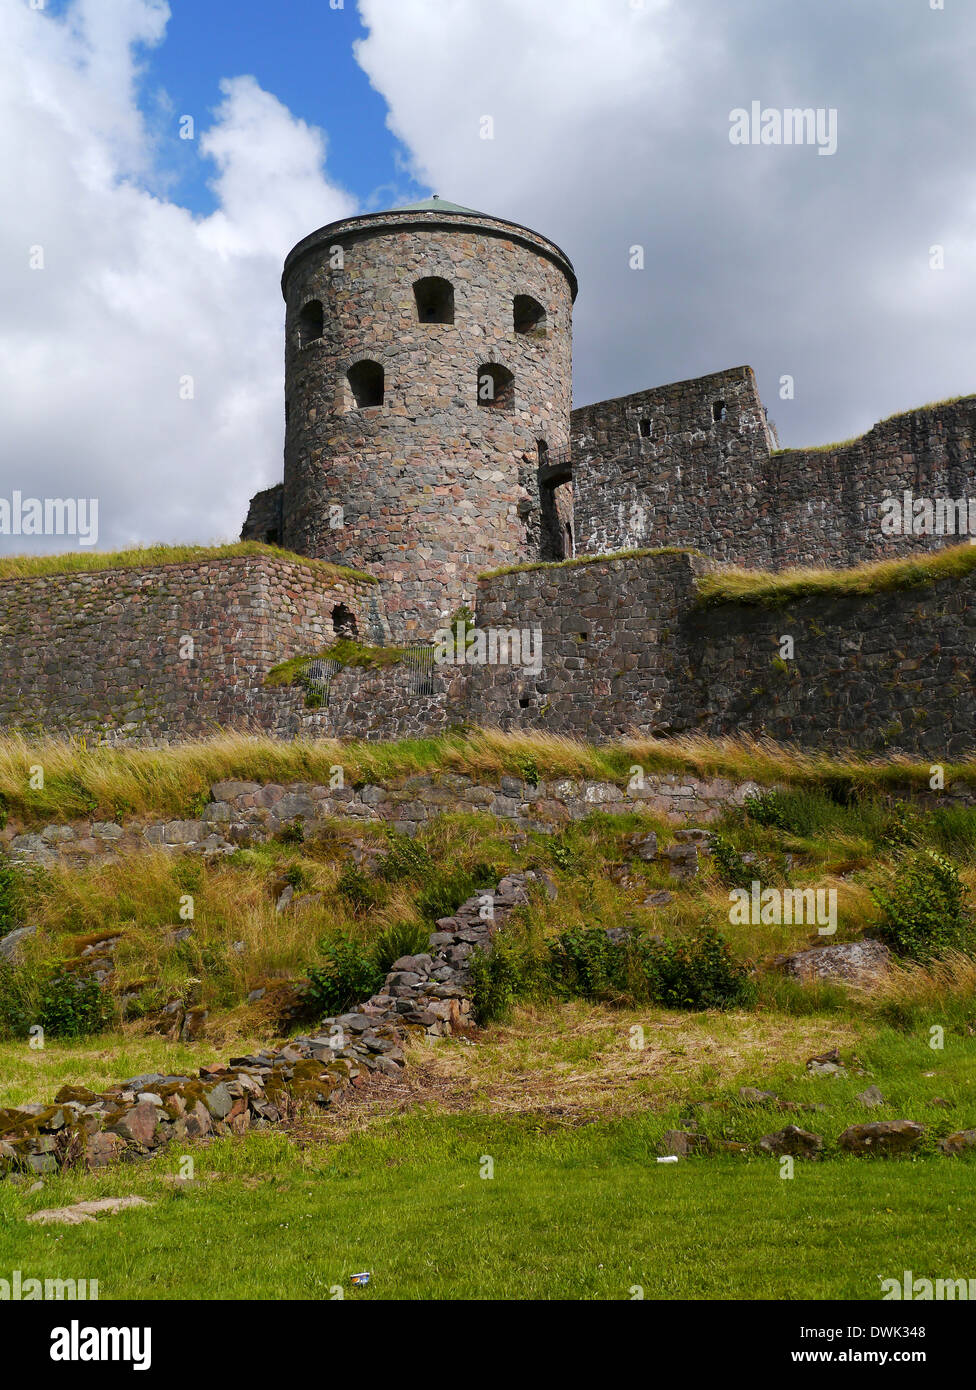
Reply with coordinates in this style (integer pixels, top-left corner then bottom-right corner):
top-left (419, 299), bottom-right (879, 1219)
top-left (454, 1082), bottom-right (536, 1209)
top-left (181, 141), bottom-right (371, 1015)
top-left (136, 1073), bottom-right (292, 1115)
top-left (538, 439), bottom-right (574, 562)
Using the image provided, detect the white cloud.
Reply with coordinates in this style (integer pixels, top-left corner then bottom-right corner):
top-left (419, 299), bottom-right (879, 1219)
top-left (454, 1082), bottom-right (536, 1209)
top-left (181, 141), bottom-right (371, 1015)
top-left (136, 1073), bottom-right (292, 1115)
top-left (0, 0), bottom-right (355, 553)
top-left (6, 0), bottom-right (976, 558)
top-left (355, 0), bottom-right (976, 445)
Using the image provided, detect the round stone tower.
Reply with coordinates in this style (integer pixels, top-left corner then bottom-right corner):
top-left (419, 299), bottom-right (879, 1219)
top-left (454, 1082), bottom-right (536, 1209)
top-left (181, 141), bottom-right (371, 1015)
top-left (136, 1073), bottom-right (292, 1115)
top-left (279, 197), bottom-right (577, 637)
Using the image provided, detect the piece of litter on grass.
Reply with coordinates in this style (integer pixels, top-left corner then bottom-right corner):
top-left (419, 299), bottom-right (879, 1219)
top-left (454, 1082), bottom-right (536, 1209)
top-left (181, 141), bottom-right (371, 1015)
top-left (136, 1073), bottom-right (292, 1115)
top-left (351, 1271), bottom-right (371, 1286)
top-left (657, 1156), bottom-right (680, 1164)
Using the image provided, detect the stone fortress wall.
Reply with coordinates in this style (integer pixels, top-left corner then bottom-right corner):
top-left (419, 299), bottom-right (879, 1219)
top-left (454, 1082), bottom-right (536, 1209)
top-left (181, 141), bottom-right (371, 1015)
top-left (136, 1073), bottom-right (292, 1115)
top-left (572, 369), bottom-right (976, 570)
top-left (274, 204), bottom-right (576, 638)
top-left (468, 549), bottom-right (976, 756)
top-left (6, 197), bottom-right (976, 753)
top-left (0, 555), bottom-right (385, 743)
top-left (2, 541), bottom-right (975, 755)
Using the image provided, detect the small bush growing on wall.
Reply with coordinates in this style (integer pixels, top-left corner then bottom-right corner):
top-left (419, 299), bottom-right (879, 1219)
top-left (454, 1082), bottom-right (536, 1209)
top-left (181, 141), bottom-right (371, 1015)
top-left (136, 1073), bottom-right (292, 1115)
top-left (879, 799), bottom-right (925, 852)
top-left (743, 790), bottom-right (791, 831)
top-left (336, 862), bottom-right (383, 914)
top-left (379, 832), bottom-right (434, 882)
top-left (416, 863), bottom-right (497, 924)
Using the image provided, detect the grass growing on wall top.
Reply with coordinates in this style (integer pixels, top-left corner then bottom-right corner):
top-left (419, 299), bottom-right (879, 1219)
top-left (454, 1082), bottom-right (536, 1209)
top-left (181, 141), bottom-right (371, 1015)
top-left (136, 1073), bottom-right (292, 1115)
top-left (0, 728), bottom-right (975, 827)
top-left (769, 393), bottom-right (976, 458)
top-left (479, 545), bottom-right (698, 580)
top-left (0, 541), bottom-right (376, 584)
top-left (695, 540), bottom-right (976, 607)
top-left (265, 638), bottom-right (429, 687)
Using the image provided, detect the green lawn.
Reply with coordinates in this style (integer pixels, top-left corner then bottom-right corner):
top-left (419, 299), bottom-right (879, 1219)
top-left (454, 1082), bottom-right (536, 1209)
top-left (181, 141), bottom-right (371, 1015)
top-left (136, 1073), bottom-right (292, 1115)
top-left (1, 1113), bottom-right (973, 1300)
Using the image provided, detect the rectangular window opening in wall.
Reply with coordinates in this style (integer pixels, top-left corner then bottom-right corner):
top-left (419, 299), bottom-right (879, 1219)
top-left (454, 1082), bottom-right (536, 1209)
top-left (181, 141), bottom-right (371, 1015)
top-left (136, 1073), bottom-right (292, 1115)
top-left (639, 418), bottom-right (652, 438)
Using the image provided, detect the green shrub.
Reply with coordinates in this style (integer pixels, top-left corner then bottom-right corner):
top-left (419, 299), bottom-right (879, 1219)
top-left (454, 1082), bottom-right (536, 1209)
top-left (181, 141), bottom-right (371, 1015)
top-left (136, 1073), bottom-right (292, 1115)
top-left (0, 864), bottom-right (21, 939)
top-left (372, 920), bottom-right (432, 974)
top-left (546, 924), bottom-right (753, 1010)
top-left (305, 936), bottom-right (383, 1017)
top-left (515, 755), bottom-right (541, 788)
top-left (710, 833), bottom-right (754, 889)
top-left (277, 821), bottom-right (305, 846)
top-left (547, 926), bottom-right (625, 997)
top-left (544, 827), bottom-right (588, 873)
top-left (879, 800), bottom-right (925, 852)
top-left (743, 790), bottom-right (790, 831)
top-left (634, 926), bottom-right (755, 1010)
top-left (336, 862), bottom-right (383, 914)
top-left (469, 941), bottom-right (530, 1024)
top-left (38, 971), bottom-right (112, 1039)
top-left (415, 863), bottom-right (497, 924)
top-left (284, 862), bottom-right (312, 892)
top-left (379, 832), bottom-right (434, 882)
top-left (870, 850), bottom-right (974, 962)
top-left (185, 789), bottom-right (211, 820)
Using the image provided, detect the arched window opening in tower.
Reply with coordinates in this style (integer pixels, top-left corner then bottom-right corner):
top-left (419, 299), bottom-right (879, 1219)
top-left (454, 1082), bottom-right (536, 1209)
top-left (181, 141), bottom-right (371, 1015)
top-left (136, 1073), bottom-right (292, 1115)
top-left (413, 276), bottom-right (455, 324)
top-left (332, 603), bottom-right (358, 639)
top-left (477, 363), bottom-right (515, 410)
top-left (346, 360), bottom-right (385, 409)
top-left (298, 300), bottom-right (323, 348)
top-left (514, 294), bottom-right (547, 337)
top-left (712, 400), bottom-right (727, 423)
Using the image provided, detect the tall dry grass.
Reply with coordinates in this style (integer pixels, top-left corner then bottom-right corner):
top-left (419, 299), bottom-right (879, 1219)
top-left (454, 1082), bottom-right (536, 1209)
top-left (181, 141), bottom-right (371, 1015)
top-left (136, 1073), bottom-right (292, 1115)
top-left (0, 727), bottom-right (968, 829)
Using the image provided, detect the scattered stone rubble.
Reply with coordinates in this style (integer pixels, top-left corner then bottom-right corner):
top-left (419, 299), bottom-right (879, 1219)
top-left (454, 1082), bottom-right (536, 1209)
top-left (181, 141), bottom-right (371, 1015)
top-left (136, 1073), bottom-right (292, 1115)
top-left (658, 1050), bottom-right (974, 1160)
top-left (0, 872), bottom-right (539, 1182)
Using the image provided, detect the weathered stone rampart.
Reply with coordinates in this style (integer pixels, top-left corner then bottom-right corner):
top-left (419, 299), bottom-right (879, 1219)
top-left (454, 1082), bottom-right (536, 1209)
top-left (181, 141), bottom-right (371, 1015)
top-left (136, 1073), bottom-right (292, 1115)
top-left (0, 555), bottom-right (385, 742)
top-left (572, 375), bottom-right (976, 572)
top-left (469, 549), bottom-right (976, 755)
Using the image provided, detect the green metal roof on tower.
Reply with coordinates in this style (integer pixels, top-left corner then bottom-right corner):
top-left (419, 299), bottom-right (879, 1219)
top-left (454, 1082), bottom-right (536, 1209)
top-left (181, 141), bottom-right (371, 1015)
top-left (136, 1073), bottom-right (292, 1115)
top-left (390, 195), bottom-right (484, 214)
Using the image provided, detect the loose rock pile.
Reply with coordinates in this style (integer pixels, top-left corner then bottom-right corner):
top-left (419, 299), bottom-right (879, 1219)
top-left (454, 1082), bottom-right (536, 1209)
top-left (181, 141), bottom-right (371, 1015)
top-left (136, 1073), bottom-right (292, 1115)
top-left (0, 872), bottom-right (540, 1182)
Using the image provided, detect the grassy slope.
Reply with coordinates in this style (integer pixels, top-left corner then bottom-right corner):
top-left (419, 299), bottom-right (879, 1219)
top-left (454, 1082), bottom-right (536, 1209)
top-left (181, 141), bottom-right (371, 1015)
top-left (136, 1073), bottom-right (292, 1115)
top-left (3, 785), bottom-right (976, 1299)
top-left (5, 791), bottom-right (976, 1061)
